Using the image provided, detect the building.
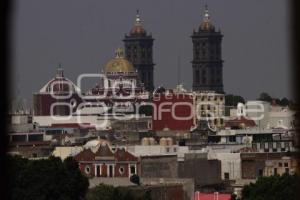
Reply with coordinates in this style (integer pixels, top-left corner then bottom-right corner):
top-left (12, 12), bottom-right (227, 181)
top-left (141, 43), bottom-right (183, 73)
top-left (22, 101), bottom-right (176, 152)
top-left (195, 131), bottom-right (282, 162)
top-left (178, 153), bottom-right (222, 189)
top-left (240, 152), bottom-right (297, 179)
top-left (230, 101), bottom-right (295, 130)
top-left (123, 10), bottom-right (155, 91)
top-left (193, 91), bottom-right (225, 129)
top-left (74, 144), bottom-right (139, 178)
top-left (152, 88), bottom-right (195, 132)
top-left (32, 48), bottom-right (150, 130)
top-left (191, 5), bottom-right (223, 93)
top-left (263, 156), bottom-right (298, 176)
top-left (208, 152), bottom-right (241, 181)
top-left (88, 47), bottom-right (149, 104)
top-left (140, 155), bottom-right (179, 178)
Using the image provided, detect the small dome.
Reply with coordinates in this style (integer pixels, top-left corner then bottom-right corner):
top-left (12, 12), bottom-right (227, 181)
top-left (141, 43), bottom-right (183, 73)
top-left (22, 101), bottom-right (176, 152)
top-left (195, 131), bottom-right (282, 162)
top-left (199, 5), bottom-right (215, 32)
top-left (104, 48), bottom-right (135, 73)
top-left (199, 21), bottom-right (215, 31)
top-left (129, 10), bottom-right (147, 37)
top-left (39, 65), bottom-right (80, 93)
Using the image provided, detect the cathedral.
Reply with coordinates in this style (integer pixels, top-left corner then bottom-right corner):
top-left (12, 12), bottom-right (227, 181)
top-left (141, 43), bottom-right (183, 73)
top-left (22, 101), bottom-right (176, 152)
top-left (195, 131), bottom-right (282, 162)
top-left (33, 7), bottom-right (225, 118)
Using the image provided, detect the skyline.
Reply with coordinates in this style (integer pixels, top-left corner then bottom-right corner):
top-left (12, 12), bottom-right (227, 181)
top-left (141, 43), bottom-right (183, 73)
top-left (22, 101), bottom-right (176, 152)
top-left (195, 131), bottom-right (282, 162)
top-left (12, 0), bottom-right (291, 106)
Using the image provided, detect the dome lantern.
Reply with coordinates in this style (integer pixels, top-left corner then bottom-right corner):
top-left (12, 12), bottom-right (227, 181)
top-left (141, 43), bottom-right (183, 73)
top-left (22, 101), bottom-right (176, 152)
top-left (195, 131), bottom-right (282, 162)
top-left (130, 9), bottom-right (147, 36)
top-left (199, 4), bottom-right (215, 31)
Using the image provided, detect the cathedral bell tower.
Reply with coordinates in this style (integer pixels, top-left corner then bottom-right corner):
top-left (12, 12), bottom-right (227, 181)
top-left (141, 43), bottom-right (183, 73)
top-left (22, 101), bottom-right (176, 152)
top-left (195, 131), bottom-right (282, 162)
top-left (191, 5), bottom-right (224, 93)
top-left (123, 10), bottom-right (155, 92)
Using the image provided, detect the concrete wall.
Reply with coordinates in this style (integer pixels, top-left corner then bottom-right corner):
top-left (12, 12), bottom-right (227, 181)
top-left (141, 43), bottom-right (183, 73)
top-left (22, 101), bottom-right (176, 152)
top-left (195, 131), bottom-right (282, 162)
top-left (208, 152), bottom-right (241, 180)
top-left (140, 155), bottom-right (178, 178)
top-left (178, 153), bottom-right (222, 187)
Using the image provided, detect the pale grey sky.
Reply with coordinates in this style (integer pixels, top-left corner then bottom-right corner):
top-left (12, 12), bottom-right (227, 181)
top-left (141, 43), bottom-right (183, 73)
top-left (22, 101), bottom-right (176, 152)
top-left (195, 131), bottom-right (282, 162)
top-left (12, 0), bottom-right (291, 106)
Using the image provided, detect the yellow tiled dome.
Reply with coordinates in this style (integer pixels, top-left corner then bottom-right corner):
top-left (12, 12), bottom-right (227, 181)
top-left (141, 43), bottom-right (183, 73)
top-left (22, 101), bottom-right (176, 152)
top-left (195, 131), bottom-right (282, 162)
top-left (104, 48), bottom-right (134, 73)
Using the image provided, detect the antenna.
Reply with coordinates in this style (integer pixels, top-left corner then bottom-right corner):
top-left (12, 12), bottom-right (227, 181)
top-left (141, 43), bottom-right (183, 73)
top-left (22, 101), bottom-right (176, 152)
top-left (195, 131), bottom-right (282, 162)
top-left (177, 55), bottom-right (181, 85)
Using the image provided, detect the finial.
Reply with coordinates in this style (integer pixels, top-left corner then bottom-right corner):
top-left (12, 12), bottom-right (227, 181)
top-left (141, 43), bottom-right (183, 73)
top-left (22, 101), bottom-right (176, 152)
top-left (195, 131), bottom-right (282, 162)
top-left (135, 9), bottom-right (142, 25)
top-left (204, 4), bottom-right (210, 21)
top-left (56, 62), bottom-right (64, 77)
top-left (115, 47), bottom-right (124, 58)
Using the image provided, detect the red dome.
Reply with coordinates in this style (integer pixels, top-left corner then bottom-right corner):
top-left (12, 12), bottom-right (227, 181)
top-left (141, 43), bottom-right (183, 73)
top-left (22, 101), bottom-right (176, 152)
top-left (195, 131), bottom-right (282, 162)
top-left (130, 25), bottom-right (146, 36)
top-left (39, 66), bottom-right (80, 94)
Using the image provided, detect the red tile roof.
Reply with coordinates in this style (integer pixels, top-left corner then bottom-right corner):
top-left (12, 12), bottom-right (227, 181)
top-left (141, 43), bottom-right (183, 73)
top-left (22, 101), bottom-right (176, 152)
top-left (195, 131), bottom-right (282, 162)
top-left (225, 116), bottom-right (256, 128)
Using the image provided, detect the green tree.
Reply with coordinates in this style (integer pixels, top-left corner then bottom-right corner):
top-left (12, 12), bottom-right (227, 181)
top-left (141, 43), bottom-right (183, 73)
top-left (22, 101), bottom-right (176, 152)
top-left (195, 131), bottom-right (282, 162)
top-left (86, 184), bottom-right (115, 200)
top-left (86, 184), bottom-right (152, 200)
top-left (225, 94), bottom-right (245, 107)
top-left (241, 174), bottom-right (299, 200)
top-left (225, 94), bottom-right (245, 116)
top-left (279, 97), bottom-right (290, 107)
top-left (7, 155), bottom-right (89, 200)
top-left (257, 92), bottom-right (272, 103)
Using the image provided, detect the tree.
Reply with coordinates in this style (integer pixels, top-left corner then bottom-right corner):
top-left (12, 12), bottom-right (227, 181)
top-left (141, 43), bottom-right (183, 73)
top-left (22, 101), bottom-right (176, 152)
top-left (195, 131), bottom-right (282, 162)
top-left (7, 155), bottom-right (89, 200)
top-left (86, 184), bottom-right (152, 200)
top-left (257, 92), bottom-right (272, 103)
top-left (225, 94), bottom-right (245, 107)
top-left (280, 97), bottom-right (290, 107)
top-left (225, 94), bottom-right (245, 116)
top-left (86, 184), bottom-right (115, 200)
top-left (241, 174), bottom-right (299, 200)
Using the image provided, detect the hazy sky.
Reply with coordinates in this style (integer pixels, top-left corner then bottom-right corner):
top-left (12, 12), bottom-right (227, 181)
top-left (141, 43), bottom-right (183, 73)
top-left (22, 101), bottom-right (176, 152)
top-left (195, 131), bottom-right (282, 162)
top-left (12, 0), bottom-right (291, 106)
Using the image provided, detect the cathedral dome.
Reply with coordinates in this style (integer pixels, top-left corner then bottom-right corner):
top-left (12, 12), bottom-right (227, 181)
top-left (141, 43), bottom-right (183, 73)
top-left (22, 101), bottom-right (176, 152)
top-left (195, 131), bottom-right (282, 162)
top-left (39, 65), bottom-right (80, 94)
top-left (104, 48), bottom-right (135, 73)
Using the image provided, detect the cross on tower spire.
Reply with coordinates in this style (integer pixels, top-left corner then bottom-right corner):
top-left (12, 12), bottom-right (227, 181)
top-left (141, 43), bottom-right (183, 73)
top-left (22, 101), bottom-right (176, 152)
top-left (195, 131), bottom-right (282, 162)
top-left (135, 9), bottom-right (142, 26)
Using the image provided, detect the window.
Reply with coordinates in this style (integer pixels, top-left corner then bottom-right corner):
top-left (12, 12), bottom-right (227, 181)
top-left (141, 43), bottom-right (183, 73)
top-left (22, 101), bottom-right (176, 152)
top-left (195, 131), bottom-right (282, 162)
top-left (166, 147), bottom-right (170, 153)
top-left (274, 168), bottom-right (277, 175)
top-left (279, 162), bottom-right (282, 167)
top-left (195, 69), bottom-right (200, 83)
top-left (119, 167), bottom-right (125, 175)
top-left (258, 169), bottom-right (263, 177)
top-left (224, 173), bottom-right (229, 180)
top-left (85, 165), bottom-right (91, 174)
top-left (284, 163), bottom-right (288, 167)
top-left (264, 148), bottom-right (269, 152)
top-left (96, 165), bottom-right (101, 177)
top-left (130, 165), bottom-right (136, 175)
top-left (285, 168), bottom-right (290, 174)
